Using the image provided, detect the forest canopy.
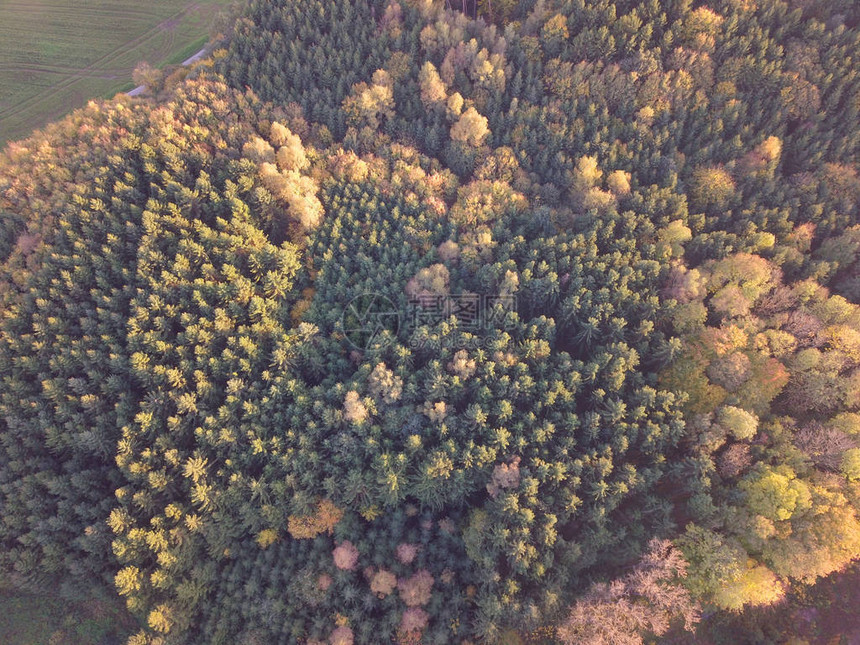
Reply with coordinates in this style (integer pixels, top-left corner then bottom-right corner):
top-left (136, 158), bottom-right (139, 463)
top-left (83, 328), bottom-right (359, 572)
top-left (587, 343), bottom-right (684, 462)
top-left (2, 0), bottom-right (860, 643)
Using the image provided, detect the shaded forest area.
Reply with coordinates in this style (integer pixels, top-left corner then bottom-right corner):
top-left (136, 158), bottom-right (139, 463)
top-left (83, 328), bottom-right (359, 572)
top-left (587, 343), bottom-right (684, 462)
top-left (2, 0), bottom-right (860, 643)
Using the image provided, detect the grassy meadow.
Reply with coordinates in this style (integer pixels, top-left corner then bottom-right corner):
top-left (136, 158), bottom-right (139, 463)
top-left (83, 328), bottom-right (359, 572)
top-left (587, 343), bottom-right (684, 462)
top-left (0, 589), bottom-right (136, 645)
top-left (0, 0), bottom-right (231, 145)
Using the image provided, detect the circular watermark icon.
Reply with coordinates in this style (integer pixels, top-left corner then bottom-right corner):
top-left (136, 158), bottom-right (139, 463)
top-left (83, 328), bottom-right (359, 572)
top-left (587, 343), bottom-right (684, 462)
top-left (341, 293), bottom-right (400, 350)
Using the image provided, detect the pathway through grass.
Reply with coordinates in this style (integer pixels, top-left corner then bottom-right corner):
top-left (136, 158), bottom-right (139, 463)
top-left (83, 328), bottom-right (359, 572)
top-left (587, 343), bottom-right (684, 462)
top-left (0, 0), bottom-right (230, 145)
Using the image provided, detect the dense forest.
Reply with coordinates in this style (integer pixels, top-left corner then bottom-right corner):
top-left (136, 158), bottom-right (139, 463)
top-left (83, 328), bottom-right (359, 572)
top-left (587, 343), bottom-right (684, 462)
top-left (2, 0), bottom-right (860, 643)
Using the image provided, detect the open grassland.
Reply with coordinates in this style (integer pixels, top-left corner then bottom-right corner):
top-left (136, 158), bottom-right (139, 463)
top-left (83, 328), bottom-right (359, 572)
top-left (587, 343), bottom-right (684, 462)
top-left (0, 589), bottom-right (135, 645)
top-left (0, 0), bottom-right (231, 145)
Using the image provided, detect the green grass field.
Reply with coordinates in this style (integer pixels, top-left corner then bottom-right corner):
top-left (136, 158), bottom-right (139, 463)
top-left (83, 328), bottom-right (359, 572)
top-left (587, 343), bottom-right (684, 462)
top-left (0, 0), bottom-right (232, 146)
top-left (0, 589), bottom-right (136, 645)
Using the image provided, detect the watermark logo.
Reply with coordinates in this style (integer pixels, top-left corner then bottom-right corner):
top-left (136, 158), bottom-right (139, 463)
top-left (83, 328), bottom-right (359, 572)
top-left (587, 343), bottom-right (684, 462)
top-left (341, 293), bottom-right (517, 350)
top-left (406, 294), bottom-right (516, 330)
top-left (341, 293), bottom-right (400, 350)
